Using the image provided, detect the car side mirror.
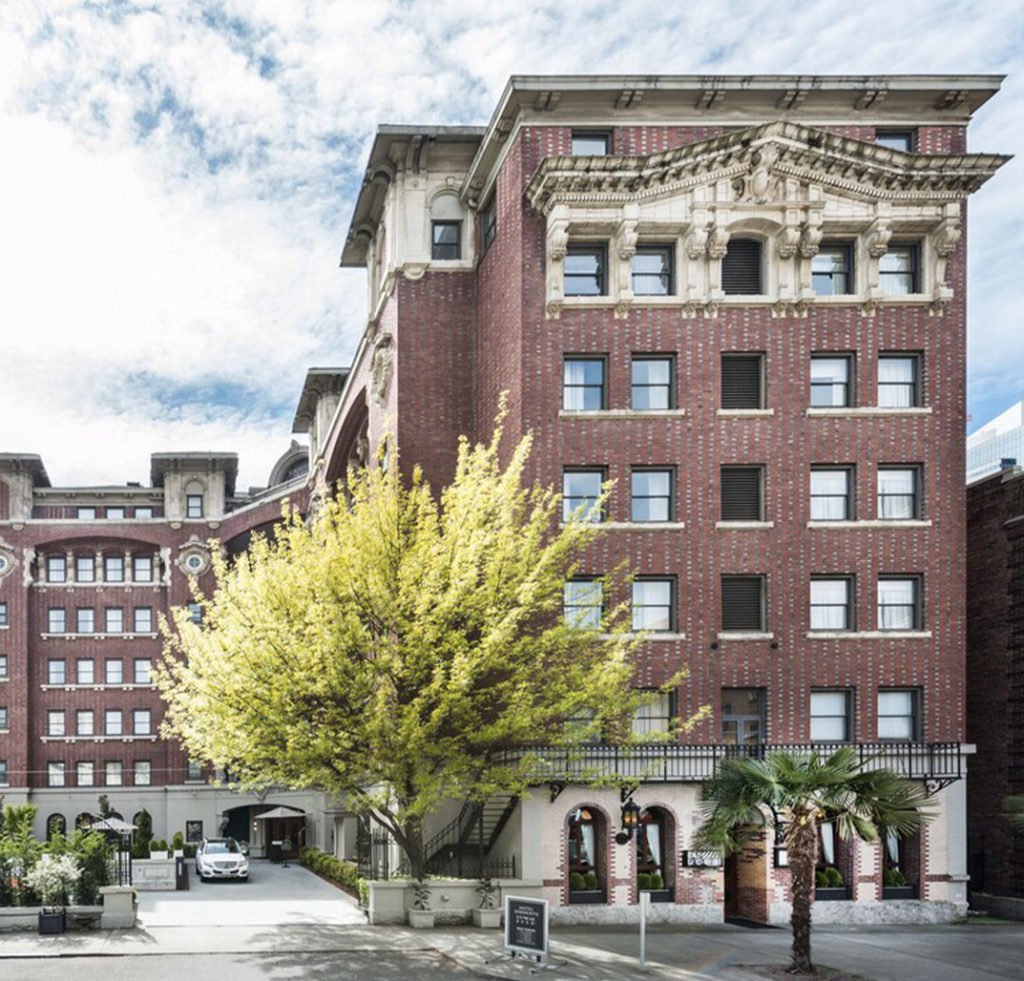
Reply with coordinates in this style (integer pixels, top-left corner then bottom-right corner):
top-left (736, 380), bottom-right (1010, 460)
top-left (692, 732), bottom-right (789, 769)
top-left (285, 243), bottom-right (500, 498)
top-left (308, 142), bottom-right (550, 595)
top-left (239, 841), bottom-right (250, 856)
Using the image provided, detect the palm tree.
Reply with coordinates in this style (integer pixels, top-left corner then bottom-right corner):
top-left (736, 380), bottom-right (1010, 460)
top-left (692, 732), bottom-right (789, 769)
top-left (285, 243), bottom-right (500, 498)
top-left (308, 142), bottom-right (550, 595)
top-left (693, 747), bottom-right (930, 975)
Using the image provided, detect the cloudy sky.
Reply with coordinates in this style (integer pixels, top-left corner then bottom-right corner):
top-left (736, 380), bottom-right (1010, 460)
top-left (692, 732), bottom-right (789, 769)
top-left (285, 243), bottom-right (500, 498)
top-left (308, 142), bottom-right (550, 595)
top-left (1, 1), bottom-right (1021, 489)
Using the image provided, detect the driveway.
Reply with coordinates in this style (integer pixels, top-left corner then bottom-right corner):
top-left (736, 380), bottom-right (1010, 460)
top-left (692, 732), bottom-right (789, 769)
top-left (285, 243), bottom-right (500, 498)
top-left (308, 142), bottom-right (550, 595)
top-left (136, 859), bottom-right (365, 927)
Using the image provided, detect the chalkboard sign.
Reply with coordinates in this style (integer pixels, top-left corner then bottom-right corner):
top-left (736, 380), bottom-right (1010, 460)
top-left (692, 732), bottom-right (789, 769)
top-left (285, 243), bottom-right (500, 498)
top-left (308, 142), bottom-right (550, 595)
top-left (503, 895), bottom-right (548, 958)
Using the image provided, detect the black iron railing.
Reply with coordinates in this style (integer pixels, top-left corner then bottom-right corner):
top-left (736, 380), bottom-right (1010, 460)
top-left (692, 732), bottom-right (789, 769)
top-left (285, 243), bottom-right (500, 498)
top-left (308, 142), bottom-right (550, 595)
top-left (490, 741), bottom-right (963, 786)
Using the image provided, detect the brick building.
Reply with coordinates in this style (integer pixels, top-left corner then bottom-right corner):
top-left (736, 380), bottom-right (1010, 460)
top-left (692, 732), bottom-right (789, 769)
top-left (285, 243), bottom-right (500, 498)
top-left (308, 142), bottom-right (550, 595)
top-left (0, 444), bottom-right (346, 853)
top-left (309, 75), bottom-right (1008, 923)
top-left (966, 463), bottom-right (1024, 916)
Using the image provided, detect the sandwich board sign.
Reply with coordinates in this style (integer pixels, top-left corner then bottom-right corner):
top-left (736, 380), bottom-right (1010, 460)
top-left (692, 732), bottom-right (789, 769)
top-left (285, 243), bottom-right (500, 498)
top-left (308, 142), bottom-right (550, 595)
top-left (503, 895), bottom-right (549, 962)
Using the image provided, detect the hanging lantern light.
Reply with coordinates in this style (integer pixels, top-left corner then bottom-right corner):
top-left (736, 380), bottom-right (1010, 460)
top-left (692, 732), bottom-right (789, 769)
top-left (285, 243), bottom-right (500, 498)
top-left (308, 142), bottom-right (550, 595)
top-left (621, 798), bottom-right (641, 831)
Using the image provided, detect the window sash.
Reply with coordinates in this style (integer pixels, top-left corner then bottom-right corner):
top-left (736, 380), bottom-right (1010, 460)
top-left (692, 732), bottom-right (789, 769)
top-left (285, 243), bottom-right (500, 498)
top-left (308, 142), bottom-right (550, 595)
top-left (571, 131), bottom-right (610, 155)
top-left (631, 470), bottom-right (672, 522)
top-left (564, 580), bottom-right (603, 630)
top-left (76, 608), bottom-right (95, 633)
top-left (77, 660), bottom-right (94, 684)
top-left (430, 220), bottom-right (461, 260)
top-left (134, 710), bottom-right (152, 735)
top-left (563, 358), bottom-right (605, 410)
top-left (76, 556), bottom-right (95, 582)
top-left (877, 578), bottom-right (920, 630)
top-left (631, 358), bottom-right (673, 410)
top-left (48, 762), bottom-right (66, 787)
top-left (135, 761), bottom-right (152, 786)
top-left (810, 579), bottom-right (852, 630)
top-left (632, 692), bottom-right (674, 737)
top-left (133, 556), bottom-right (154, 582)
top-left (810, 691), bottom-right (850, 742)
top-left (135, 659), bottom-right (152, 684)
top-left (105, 762), bottom-right (123, 787)
top-left (48, 711), bottom-right (66, 736)
top-left (77, 762), bottom-right (94, 787)
top-left (48, 660), bottom-right (66, 685)
top-left (632, 579), bottom-right (674, 632)
top-left (878, 356), bottom-right (919, 408)
top-left (810, 357), bottom-right (851, 407)
top-left (878, 468), bottom-right (919, 519)
top-left (810, 469), bottom-right (851, 521)
top-left (879, 246), bottom-right (919, 294)
top-left (47, 556), bottom-right (66, 582)
top-left (105, 711), bottom-right (123, 736)
top-left (564, 246), bottom-right (606, 296)
top-left (134, 608), bottom-right (154, 633)
top-left (105, 608), bottom-right (124, 633)
top-left (878, 690), bottom-right (917, 741)
top-left (563, 470), bottom-right (604, 522)
top-left (631, 247), bottom-right (673, 295)
top-left (185, 494), bottom-right (204, 519)
top-left (77, 711), bottom-right (94, 736)
top-left (812, 245), bottom-right (852, 295)
top-left (105, 660), bottom-right (124, 684)
top-left (48, 609), bottom-right (66, 633)
top-left (104, 556), bottom-right (124, 582)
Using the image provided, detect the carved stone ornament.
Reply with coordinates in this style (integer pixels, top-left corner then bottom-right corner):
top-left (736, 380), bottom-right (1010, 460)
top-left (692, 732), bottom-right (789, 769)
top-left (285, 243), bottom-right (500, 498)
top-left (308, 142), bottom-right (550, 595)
top-left (776, 226), bottom-right (801, 259)
top-left (0, 541), bottom-right (16, 582)
top-left (547, 219), bottom-right (570, 262)
top-left (799, 225), bottom-right (823, 259)
top-left (867, 224), bottom-right (892, 258)
top-left (401, 263), bottom-right (427, 281)
top-left (616, 221), bottom-right (639, 261)
top-left (686, 226), bottom-right (709, 261)
top-left (370, 334), bottom-right (394, 407)
top-left (707, 227), bottom-right (730, 260)
top-left (932, 218), bottom-right (962, 257)
top-left (177, 538), bottom-right (212, 578)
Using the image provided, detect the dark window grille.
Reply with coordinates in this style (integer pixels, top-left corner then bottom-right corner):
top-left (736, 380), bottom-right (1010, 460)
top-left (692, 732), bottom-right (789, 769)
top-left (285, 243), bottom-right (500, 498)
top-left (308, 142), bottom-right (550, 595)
top-left (721, 238), bottom-right (763, 294)
top-left (721, 576), bottom-right (765, 631)
top-left (721, 355), bottom-right (764, 409)
top-left (721, 467), bottom-right (763, 521)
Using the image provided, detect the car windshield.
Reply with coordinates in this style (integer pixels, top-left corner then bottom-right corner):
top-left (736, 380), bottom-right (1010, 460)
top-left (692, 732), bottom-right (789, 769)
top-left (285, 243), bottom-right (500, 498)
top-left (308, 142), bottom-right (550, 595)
top-left (205, 840), bottom-right (239, 854)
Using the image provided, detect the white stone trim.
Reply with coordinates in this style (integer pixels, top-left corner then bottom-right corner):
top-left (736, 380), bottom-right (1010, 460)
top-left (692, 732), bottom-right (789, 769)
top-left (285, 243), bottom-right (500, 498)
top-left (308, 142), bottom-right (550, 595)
top-left (716, 521), bottom-right (775, 530)
top-left (558, 410), bottom-right (686, 419)
top-left (717, 409), bottom-right (775, 418)
top-left (40, 632), bottom-right (160, 640)
top-left (807, 520), bottom-right (932, 529)
top-left (805, 630), bottom-right (933, 640)
top-left (717, 632), bottom-right (775, 642)
top-left (805, 407), bottom-right (933, 418)
top-left (603, 522), bottom-right (686, 531)
top-left (41, 735), bottom-right (159, 744)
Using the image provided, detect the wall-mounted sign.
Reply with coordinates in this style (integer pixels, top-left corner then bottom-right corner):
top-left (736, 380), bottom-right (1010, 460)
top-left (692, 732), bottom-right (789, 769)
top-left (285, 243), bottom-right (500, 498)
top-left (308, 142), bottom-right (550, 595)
top-left (503, 895), bottom-right (548, 959)
top-left (186, 820), bottom-right (204, 843)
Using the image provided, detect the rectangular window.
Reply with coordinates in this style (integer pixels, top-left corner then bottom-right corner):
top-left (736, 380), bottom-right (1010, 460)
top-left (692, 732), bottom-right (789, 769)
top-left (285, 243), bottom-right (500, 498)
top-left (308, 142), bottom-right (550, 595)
top-left (77, 761), bottom-right (95, 787)
top-left (878, 689), bottom-right (919, 741)
top-left (134, 760), bottom-right (152, 786)
top-left (878, 355), bottom-right (920, 408)
top-left (564, 244), bottom-right (606, 296)
top-left (134, 607), bottom-right (154, 633)
top-left (430, 220), bottom-right (461, 260)
top-left (721, 575), bottom-right (765, 632)
top-left (104, 555), bottom-right (124, 582)
top-left (77, 507), bottom-right (96, 520)
top-left (48, 762), bottom-right (66, 787)
top-left (878, 467), bottom-right (920, 520)
top-left (879, 244), bottom-right (920, 295)
top-left (0, 602), bottom-right (6, 626)
top-left (185, 494), bottom-right (204, 519)
top-left (105, 607), bottom-right (124, 634)
top-left (134, 659), bottom-right (152, 685)
top-left (810, 578), bottom-right (853, 631)
top-left (632, 691), bottom-right (675, 737)
top-left (47, 556), bottom-right (66, 583)
top-left (105, 761), bottom-right (123, 787)
top-left (133, 555), bottom-right (153, 582)
top-left (721, 688), bottom-right (765, 746)
top-left (810, 355), bottom-right (853, 407)
top-left (811, 690), bottom-right (852, 742)
top-left (876, 130), bottom-right (916, 152)
top-left (632, 578), bottom-right (675, 632)
top-left (48, 659), bottom-right (66, 685)
top-left (106, 507), bottom-right (125, 520)
top-left (721, 466), bottom-right (764, 521)
top-left (631, 469), bottom-right (673, 523)
top-left (77, 659), bottom-right (95, 685)
top-left (188, 603), bottom-right (203, 625)
top-left (812, 243), bottom-right (853, 295)
top-left (878, 577), bottom-right (921, 630)
top-left (810, 467), bottom-right (853, 521)
top-left (721, 354), bottom-right (764, 409)
top-left (0, 707), bottom-right (7, 730)
top-left (481, 196), bottom-right (497, 250)
top-left (563, 357), bottom-right (606, 411)
top-left (77, 710), bottom-right (94, 736)
top-left (47, 710), bottom-right (65, 737)
top-left (106, 659), bottom-right (124, 685)
top-left (631, 357), bottom-right (674, 410)
top-left (571, 130), bottom-right (611, 155)
top-left (0, 760), bottom-right (7, 784)
top-left (631, 246), bottom-right (674, 296)
top-left (76, 607), bottom-right (95, 634)
top-left (187, 758), bottom-right (204, 782)
top-left (105, 710), bottom-right (123, 736)
top-left (47, 608), bottom-right (66, 634)
top-left (0, 655), bottom-right (7, 680)
top-left (134, 507), bottom-right (153, 519)
top-left (562, 469), bottom-right (604, 523)
top-left (563, 579), bottom-right (603, 630)
top-left (721, 238), bottom-right (763, 294)
top-left (133, 709), bottom-right (152, 735)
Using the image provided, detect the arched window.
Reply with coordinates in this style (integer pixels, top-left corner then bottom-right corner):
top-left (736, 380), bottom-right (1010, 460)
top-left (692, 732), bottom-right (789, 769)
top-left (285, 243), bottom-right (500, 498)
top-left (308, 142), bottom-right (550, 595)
top-left (46, 813), bottom-right (67, 839)
top-left (637, 806), bottom-right (674, 899)
top-left (567, 806), bottom-right (606, 903)
top-left (883, 829), bottom-right (920, 898)
top-left (75, 812), bottom-right (93, 831)
top-left (430, 193), bottom-right (463, 261)
top-left (816, 818), bottom-right (851, 899)
top-left (722, 238), bottom-right (763, 295)
top-left (185, 480), bottom-right (205, 519)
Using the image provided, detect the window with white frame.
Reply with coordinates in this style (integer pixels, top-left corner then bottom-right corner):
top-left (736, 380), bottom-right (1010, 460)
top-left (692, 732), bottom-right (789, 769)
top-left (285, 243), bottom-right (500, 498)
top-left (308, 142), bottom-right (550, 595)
top-left (878, 690), bottom-right (919, 741)
top-left (47, 608), bottom-right (66, 633)
top-left (563, 357), bottom-right (606, 410)
top-left (133, 709), bottom-right (152, 735)
top-left (810, 690), bottom-right (852, 742)
top-left (134, 607), bottom-right (153, 633)
top-left (878, 467), bottom-right (920, 520)
top-left (810, 578), bottom-right (853, 631)
top-left (47, 710), bottom-right (65, 737)
top-left (76, 607), bottom-right (95, 634)
top-left (104, 555), bottom-right (124, 582)
top-left (105, 659), bottom-right (124, 684)
top-left (48, 762), bottom-right (66, 787)
top-left (105, 761), bottom-right (123, 786)
top-left (76, 507), bottom-right (96, 520)
top-left (77, 659), bottom-right (94, 685)
top-left (47, 556), bottom-right (66, 583)
top-left (810, 468), bottom-right (853, 521)
top-left (105, 607), bottom-right (124, 634)
top-left (632, 578), bottom-right (675, 632)
top-left (48, 659), bottom-right (66, 685)
top-left (133, 555), bottom-right (153, 582)
top-left (564, 579), bottom-right (603, 630)
top-left (134, 659), bottom-right (152, 684)
top-left (878, 354), bottom-right (920, 408)
top-left (105, 710), bottom-right (123, 736)
top-left (77, 710), bottom-right (94, 736)
top-left (563, 469), bottom-right (604, 522)
top-left (75, 555), bottom-right (95, 582)
top-left (106, 506), bottom-right (125, 520)
top-left (77, 761), bottom-right (95, 787)
top-left (877, 577), bottom-right (921, 630)
top-left (134, 506), bottom-right (153, 519)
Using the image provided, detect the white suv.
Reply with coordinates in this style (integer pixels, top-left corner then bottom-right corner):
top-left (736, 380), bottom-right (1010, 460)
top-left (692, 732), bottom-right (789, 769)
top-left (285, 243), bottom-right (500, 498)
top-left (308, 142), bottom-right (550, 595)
top-left (195, 837), bottom-right (249, 882)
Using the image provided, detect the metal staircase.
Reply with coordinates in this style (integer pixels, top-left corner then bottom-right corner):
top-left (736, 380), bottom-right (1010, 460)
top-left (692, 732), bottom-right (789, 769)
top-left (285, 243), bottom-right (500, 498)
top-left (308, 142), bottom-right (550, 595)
top-left (421, 794), bottom-right (518, 878)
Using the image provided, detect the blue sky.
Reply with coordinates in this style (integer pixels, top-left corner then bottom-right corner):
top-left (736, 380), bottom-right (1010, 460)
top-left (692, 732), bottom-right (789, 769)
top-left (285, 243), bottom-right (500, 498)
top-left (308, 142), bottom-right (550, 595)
top-left (0, 0), bottom-right (1021, 488)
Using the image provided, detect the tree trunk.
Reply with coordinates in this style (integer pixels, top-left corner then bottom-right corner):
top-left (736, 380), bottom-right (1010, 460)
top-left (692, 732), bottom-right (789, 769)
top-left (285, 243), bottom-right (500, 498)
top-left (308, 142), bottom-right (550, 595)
top-left (402, 816), bottom-right (426, 883)
top-left (788, 810), bottom-right (818, 974)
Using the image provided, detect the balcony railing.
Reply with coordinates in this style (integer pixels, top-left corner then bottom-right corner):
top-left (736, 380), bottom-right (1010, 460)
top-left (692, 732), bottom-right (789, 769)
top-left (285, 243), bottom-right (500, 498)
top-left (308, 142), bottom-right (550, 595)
top-left (491, 742), bottom-right (963, 789)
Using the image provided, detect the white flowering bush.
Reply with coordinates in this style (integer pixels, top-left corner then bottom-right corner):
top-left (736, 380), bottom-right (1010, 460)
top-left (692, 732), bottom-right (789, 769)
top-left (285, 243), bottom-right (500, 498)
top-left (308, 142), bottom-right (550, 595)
top-left (24, 854), bottom-right (81, 907)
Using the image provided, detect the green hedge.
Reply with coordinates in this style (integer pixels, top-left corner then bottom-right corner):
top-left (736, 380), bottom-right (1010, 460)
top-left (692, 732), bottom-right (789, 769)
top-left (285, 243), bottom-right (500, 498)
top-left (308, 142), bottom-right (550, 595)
top-left (299, 847), bottom-right (360, 898)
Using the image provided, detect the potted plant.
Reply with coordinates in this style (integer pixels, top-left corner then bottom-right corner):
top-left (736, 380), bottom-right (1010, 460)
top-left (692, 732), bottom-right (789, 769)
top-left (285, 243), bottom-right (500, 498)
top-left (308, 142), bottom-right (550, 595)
top-left (814, 865), bottom-right (849, 901)
top-left (26, 854), bottom-right (81, 935)
top-left (472, 876), bottom-right (500, 928)
top-left (407, 879), bottom-right (434, 928)
top-left (882, 866), bottom-right (916, 900)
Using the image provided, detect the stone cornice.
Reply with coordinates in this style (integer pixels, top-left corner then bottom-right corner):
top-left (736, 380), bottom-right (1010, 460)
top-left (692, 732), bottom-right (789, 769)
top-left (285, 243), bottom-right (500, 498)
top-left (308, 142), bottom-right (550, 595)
top-left (526, 121), bottom-right (1009, 214)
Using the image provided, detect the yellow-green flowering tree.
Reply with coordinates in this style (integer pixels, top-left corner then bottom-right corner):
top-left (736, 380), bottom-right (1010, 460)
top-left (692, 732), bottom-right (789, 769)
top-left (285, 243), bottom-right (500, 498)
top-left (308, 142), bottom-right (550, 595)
top-left (157, 421), bottom-right (679, 880)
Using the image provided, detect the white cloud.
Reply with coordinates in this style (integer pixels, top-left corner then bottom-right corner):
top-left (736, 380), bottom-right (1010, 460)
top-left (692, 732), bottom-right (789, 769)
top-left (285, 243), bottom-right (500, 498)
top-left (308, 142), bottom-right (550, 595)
top-left (0, 0), bottom-right (1021, 486)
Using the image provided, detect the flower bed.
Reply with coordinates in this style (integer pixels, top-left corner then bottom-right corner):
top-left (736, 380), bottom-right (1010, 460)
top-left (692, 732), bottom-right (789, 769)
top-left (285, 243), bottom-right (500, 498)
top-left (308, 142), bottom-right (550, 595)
top-left (298, 847), bottom-right (361, 899)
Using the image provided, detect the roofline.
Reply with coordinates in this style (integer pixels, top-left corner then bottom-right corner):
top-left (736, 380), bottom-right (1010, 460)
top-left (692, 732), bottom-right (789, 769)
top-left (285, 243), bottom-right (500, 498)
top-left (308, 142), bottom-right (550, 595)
top-left (0, 453), bottom-right (51, 487)
top-left (292, 367), bottom-right (349, 433)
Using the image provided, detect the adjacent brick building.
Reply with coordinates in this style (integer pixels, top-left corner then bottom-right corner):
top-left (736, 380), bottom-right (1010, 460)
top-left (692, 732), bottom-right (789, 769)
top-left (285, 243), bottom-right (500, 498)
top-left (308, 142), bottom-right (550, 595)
top-left (966, 463), bottom-right (1024, 915)
top-left (312, 75), bottom-right (1008, 923)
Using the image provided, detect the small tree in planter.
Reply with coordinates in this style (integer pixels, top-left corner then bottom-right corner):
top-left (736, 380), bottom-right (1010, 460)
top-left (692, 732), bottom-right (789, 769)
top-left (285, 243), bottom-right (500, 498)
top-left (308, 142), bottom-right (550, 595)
top-left (408, 879), bottom-right (434, 928)
top-left (472, 876), bottom-right (500, 928)
top-left (26, 854), bottom-right (80, 935)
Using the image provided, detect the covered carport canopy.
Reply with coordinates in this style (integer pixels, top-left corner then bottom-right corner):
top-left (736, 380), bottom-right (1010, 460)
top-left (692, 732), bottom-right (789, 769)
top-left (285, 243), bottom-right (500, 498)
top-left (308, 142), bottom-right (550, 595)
top-left (252, 806), bottom-right (305, 821)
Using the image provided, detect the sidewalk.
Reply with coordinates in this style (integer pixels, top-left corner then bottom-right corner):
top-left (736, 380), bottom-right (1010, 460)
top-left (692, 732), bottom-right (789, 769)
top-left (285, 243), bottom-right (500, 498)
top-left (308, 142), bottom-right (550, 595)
top-left (2, 919), bottom-right (1023, 980)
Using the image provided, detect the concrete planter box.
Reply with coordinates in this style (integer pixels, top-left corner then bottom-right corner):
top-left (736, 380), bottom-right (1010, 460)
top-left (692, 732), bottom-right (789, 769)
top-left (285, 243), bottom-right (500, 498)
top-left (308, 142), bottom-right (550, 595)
top-left (0, 904), bottom-right (104, 932)
top-left (472, 907), bottom-right (501, 928)
top-left (100, 885), bottom-right (137, 929)
top-left (132, 857), bottom-right (177, 891)
top-left (407, 909), bottom-right (435, 928)
top-left (38, 909), bottom-right (66, 934)
top-left (366, 878), bottom-right (544, 926)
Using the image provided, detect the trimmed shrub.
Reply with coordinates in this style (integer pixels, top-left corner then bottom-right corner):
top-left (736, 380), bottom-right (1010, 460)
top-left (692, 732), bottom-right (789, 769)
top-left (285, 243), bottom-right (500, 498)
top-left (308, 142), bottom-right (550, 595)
top-left (823, 866), bottom-right (844, 888)
top-left (583, 871), bottom-right (598, 890)
top-left (172, 832), bottom-right (185, 852)
top-left (298, 847), bottom-right (360, 898)
top-left (568, 872), bottom-right (586, 892)
top-left (883, 867), bottom-right (907, 888)
top-left (650, 871), bottom-right (664, 889)
top-left (637, 872), bottom-right (652, 890)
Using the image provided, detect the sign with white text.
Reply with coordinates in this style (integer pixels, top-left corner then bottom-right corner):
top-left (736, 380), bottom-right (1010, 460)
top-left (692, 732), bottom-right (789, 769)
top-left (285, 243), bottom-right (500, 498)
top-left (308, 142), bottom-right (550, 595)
top-left (503, 895), bottom-right (548, 958)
